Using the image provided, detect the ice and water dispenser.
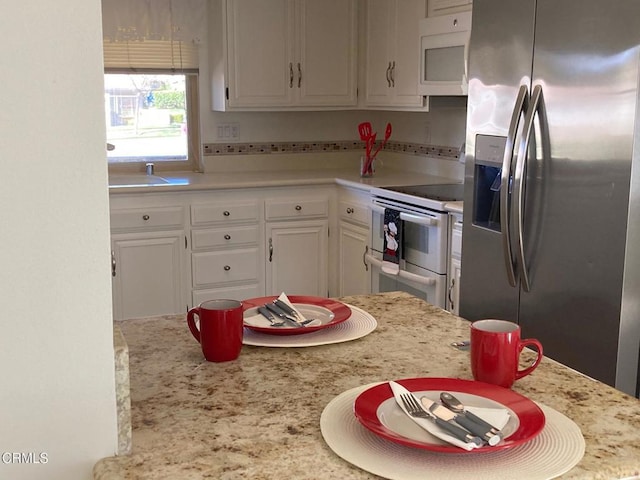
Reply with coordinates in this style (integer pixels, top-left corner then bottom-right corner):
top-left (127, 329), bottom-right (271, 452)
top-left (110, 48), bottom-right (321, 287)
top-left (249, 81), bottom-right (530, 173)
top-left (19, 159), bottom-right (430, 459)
top-left (472, 135), bottom-right (508, 232)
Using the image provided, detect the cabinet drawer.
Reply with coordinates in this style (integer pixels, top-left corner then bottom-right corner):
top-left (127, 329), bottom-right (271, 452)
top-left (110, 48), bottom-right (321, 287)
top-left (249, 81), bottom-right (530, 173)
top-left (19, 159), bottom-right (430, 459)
top-left (338, 201), bottom-right (370, 226)
top-left (192, 248), bottom-right (260, 287)
top-left (111, 206), bottom-right (184, 230)
top-left (191, 202), bottom-right (260, 226)
top-left (265, 198), bottom-right (329, 220)
top-left (191, 225), bottom-right (259, 250)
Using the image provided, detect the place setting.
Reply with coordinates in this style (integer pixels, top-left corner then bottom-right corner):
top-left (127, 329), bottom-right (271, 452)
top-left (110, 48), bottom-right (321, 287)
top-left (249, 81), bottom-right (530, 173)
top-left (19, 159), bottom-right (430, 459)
top-left (320, 319), bottom-right (586, 479)
top-left (240, 292), bottom-right (378, 347)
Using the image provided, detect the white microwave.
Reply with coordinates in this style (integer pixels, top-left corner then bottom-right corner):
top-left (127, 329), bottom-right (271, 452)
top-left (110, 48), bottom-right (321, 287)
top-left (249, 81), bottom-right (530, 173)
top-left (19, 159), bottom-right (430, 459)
top-left (418, 11), bottom-right (472, 96)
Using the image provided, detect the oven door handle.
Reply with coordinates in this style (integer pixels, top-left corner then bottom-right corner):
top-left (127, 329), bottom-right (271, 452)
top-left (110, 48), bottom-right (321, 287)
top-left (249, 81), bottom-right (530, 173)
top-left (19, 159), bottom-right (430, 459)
top-left (365, 253), bottom-right (436, 286)
top-left (371, 204), bottom-right (438, 226)
top-left (400, 212), bottom-right (438, 227)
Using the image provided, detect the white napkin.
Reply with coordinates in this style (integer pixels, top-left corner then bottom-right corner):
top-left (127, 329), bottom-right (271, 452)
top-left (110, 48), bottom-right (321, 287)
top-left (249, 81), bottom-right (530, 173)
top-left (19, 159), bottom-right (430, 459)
top-left (388, 381), bottom-right (510, 451)
top-left (277, 292), bottom-right (311, 323)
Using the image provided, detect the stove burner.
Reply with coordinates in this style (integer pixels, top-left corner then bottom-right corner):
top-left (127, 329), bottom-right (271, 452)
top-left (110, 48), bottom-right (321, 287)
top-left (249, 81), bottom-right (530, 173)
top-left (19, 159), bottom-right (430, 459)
top-left (382, 183), bottom-right (465, 202)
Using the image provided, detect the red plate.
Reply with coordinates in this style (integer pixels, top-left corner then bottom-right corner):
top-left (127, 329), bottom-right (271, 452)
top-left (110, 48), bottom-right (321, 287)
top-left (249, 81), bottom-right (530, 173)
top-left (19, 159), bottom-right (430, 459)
top-left (354, 377), bottom-right (545, 453)
top-left (241, 295), bottom-right (351, 336)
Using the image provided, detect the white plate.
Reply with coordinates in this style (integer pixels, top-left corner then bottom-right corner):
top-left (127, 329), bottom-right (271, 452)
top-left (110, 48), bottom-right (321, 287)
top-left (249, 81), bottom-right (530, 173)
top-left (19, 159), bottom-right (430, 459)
top-left (321, 383), bottom-right (585, 480)
top-left (242, 304), bottom-right (376, 347)
top-left (244, 304), bottom-right (332, 328)
top-left (377, 391), bottom-right (520, 447)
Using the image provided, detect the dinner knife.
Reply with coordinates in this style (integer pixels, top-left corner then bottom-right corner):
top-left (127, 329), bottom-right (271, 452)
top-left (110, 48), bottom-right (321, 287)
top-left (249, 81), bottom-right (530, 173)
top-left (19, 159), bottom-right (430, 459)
top-left (264, 302), bottom-right (304, 327)
top-left (420, 397), bottom-right (500, 446)
top-left (273, 299), bottom-right (303, 320)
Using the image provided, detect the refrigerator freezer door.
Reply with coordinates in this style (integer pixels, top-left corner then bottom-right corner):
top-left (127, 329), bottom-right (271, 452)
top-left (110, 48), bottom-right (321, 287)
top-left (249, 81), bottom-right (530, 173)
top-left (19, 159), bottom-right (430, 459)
top-left (459, 0), bottom-right (536, 321)
top-left (517, 0), bottom-right (639, 389)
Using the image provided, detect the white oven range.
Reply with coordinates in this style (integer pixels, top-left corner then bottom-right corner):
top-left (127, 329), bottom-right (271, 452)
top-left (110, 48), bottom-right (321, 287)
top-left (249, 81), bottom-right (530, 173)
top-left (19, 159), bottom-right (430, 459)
top-left (366, 184), bottom-right (464, 309)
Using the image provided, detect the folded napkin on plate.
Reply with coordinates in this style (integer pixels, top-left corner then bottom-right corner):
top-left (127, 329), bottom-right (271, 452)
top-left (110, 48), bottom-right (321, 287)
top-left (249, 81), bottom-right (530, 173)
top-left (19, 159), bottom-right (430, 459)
top-left (277, 292), bottom-right (309, 322)
top-left (389, 381), bottom-right (510, 451)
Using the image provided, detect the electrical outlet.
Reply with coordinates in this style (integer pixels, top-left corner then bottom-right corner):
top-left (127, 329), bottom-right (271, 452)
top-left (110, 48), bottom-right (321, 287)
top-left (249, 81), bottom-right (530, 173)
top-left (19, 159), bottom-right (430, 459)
top-left (216, 123), bottom-right (240, 140)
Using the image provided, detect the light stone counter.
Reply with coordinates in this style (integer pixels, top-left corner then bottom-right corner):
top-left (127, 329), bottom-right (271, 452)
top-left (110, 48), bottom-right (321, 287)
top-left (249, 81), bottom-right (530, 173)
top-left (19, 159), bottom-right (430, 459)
top-left (94, 292), bottom-right (640, 479)
top-left (108, 168), bottom-right (459, 194)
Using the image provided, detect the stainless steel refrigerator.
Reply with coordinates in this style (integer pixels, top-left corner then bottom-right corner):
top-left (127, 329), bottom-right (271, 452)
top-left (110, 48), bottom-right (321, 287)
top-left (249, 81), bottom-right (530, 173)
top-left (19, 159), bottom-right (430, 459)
top-left (459, 0), bottom-right (640, 397)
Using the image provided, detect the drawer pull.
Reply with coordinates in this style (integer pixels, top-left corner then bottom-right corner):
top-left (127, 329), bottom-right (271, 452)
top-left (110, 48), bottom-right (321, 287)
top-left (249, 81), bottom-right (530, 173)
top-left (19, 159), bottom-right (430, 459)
top-left (224, 234), bottom-right (231, 240)
top-left (224, 265), bottom-right (231, 271)
top-left (223, 210), bottom-right (230, 216)
top-left (295, 205), bottom-right (302, 211)
top-left (346, 207), bottom-right (354, 214)
top-left (142, 214), bottom-right (150, 221)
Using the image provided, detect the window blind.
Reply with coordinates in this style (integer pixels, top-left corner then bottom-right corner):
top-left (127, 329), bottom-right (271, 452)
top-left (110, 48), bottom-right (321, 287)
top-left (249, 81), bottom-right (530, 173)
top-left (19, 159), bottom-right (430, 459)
top-left (103, 40), bottom-right (199, 70)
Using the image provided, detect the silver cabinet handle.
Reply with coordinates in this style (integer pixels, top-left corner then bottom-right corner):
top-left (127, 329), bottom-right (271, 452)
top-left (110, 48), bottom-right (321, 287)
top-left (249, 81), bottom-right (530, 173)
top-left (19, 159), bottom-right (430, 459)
top-left (295, 205), bottom-right (302, 211)
top-left (142, 214), bottom-right (150, 221)
top-left (448, 278), bottom-right (456, 310)
top-left (111, 250), bottom-right (116, 277)
top-left (363, 245), bottom-right (369, 272)
top-left (297, 62), bottom-right (302, 88)
top-left (501, 84), bottom-right (529, 288)
top-left (514, 84), bottom-right (546, 293)
top-left (269, 237), bottom-right (273, 262)
top-left (385, 61), bottom-right (392, 87)
top-left (224, 234), bottom-right (231, 240)
top-left (390, 61), bottom-right (395, 87)
top-left (223, 210), bottom-right (230, 216)
top-left (289, 62), bottom-right (294, 88)
top-left (224, 265), bottom-right (231, 271)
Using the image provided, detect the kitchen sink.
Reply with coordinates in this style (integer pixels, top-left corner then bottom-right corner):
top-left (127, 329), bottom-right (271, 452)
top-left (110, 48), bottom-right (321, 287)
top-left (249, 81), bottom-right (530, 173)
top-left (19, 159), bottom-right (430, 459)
top-left (109, 175), bottom-right (171, 187)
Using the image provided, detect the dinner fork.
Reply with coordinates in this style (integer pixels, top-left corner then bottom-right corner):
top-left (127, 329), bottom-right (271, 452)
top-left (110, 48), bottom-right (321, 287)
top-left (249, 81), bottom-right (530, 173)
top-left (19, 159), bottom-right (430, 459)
top-left (400, 393), bottom-right (483, 446)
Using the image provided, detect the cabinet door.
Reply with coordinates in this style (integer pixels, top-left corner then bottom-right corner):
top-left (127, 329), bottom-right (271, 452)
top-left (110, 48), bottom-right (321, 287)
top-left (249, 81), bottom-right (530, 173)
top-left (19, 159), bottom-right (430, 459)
top-left (365, 0), bottom-right (426, 107)
top-left (297, 0), bottom-right (357, 106)
top-left (392, 0), bottom-right (427, 105)
top-left (447, 256), bottom-right (461, 314)
top-left (365, 0), bottom-right (394, 105)
top-left (226, 0), bottom-right (295, 107)
top-left (338, 221), bottom-right (370, 296)
top-left (111, 231), bottom-right (185, 320)
top-left (266, 220), bottom-right (328, 296)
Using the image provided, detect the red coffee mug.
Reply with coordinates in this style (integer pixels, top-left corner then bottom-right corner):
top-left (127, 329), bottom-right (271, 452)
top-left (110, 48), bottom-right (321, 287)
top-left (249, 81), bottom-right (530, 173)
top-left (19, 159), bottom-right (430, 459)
top-left (470, 319), bottom-right (543, 388)
top-left (187, 299), bottom-right (243, 362)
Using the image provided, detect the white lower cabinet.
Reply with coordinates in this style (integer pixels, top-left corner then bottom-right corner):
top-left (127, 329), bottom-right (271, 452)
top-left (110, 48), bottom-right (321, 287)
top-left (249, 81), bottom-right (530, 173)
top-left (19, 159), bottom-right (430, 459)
top-left (447, 211), bottom-right (463, 314)
top-left (109, 185), bottom-right (343, 317)
top-left (265, 195), bottom-right (329, 296)
top-left (338, 221), bottom-right (370, 296)
top-left (189, 194), bottom-right (264, 306)
top-left (336, 186), bottom-right (371, 296)
top-left (111, 232), bottom-right (186, 320)
top-left (109, 199), bottom-right (188, 320)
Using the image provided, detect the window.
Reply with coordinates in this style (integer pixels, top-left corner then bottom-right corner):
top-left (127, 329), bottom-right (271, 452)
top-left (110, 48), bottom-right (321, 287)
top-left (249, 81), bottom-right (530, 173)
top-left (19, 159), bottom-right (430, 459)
top-left (105, 72), bottom-right (199, 171)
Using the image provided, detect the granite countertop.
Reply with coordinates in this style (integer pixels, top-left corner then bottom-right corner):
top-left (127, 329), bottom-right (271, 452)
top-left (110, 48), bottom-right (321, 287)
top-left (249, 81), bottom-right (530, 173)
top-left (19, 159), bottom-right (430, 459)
top-left (94, 292), bottom-right (640, 479)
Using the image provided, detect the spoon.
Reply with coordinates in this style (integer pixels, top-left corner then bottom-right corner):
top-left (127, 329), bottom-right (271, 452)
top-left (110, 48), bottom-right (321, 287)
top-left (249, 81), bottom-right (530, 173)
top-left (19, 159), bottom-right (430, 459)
top-left (440, 392), bottom-right (503, 445)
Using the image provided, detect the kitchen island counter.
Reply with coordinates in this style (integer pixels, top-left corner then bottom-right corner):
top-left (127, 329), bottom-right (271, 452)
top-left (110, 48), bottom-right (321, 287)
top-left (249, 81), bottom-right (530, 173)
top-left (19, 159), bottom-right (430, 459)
top-left (94, 292), bottom-right (640, 479)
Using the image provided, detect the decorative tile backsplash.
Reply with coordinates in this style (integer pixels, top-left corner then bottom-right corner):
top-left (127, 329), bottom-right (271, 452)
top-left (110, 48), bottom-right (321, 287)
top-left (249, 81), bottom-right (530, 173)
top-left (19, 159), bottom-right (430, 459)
top-left (202, 141), bottom-right (460, 160)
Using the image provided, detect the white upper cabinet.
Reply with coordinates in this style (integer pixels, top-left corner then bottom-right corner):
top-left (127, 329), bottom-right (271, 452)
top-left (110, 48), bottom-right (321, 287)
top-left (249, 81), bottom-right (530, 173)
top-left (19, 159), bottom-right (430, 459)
top-left (217, 0), bottom-right (357, 110)
top-left (364, 0), bottom-right (427, 109)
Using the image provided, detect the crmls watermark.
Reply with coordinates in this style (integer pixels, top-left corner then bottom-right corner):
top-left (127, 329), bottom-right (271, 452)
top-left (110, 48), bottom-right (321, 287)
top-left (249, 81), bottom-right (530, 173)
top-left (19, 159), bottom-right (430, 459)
top-left (1, 452), bottom-right (49, 464)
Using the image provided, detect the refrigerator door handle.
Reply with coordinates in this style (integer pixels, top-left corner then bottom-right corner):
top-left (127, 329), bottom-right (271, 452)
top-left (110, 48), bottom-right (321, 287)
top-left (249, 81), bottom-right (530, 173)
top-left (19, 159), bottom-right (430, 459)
top-left (501, 84), bottom-right (529, 287)
top-left (514, 84), bottom-right (544, 292)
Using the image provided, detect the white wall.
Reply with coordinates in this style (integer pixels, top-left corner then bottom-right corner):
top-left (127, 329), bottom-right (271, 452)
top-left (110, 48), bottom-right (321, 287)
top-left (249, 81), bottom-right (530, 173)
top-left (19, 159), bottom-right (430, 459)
top-left (0, 1), bottom-right (118, 479)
